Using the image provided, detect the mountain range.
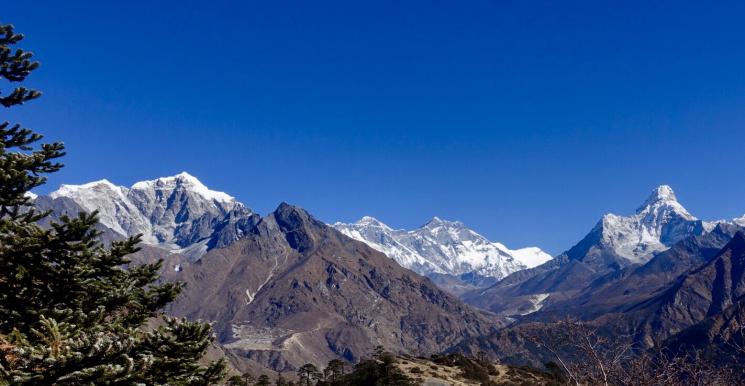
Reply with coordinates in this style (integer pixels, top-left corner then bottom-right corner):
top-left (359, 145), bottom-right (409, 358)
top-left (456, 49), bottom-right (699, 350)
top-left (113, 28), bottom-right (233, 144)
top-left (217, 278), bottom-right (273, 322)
top-left (34, 173), bottom-right (745, 373)
top-left (333, 216), bottom-right (551, 293)
top-left (461, 184), bottom-right (745, 362)
top-left (44, 172), bottom-right (550, 286)
top-left (36, 173), bottom-right (504, 370)
top-left (165, 203), bottom-right (497, 371)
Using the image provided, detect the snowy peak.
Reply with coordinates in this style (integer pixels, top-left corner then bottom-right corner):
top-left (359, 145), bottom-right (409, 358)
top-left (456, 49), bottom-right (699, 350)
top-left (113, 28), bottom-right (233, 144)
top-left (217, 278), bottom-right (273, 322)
top-left (51, 179), bottom-right (125, 202)
top-left (422, 216), bottom-right (465, 231)
top-left (734, 215), bottom-right (745, 227)
top-left (50, 179), bottom-right (146, 238)
top-left (131, 172), bottom-right (235, 205)
top-left (355, 215), bottom-right (391, 229)
top-left (47, 173), bottom-right (251, 259)
top-left (591, 185), bottom-right (701, 264)
top-left (636, 185), bottom-right (694, 220)
top-left (334, 216), bottom-right (552, 280)
top-left (641, 185), bottom-right (677, 207)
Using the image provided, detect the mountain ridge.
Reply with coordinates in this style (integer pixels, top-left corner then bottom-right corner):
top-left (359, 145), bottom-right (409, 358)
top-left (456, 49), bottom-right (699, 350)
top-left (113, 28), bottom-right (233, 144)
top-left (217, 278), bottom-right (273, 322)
top-left (464, 185), bottom-right (716, 316)
top-left (166, 202), bottom-right (499, 371)
top-left (334, 216), bottom-right (552, 282)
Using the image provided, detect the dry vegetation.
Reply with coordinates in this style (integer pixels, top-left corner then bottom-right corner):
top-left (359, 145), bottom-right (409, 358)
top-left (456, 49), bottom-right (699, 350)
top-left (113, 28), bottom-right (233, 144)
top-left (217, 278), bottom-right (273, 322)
top-left (395, 353), bottom-right (561, 386)
top-left (527, 319), bottom-right (745, 386)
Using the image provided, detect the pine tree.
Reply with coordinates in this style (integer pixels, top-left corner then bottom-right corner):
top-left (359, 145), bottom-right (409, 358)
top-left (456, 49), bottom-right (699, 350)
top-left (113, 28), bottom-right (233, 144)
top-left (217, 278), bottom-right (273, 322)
top-left (255, 375), bottom-right (271, 386)
top-left (323, 359), bottom-right (345, 385)
top-left (296, 364), bottom-right (321, 386)
top-left (0, 23), bottom-right (224, 385)
top-left (274, 372), bottom-right (288, 386)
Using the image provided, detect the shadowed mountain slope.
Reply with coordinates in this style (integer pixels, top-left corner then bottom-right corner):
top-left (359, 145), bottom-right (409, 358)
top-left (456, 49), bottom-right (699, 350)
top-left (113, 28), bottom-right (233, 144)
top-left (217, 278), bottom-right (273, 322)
top-left (167, 203), bottom-right (499, 371)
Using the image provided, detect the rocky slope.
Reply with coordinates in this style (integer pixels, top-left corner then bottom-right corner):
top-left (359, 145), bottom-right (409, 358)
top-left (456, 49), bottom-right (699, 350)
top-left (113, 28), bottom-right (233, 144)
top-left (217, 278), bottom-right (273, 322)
top-left (167, 203), bottom-right (499, 372)
top-left (547, 228), bottom-right (745, 349)
top-left (635, 230), bottom-right (745, 344)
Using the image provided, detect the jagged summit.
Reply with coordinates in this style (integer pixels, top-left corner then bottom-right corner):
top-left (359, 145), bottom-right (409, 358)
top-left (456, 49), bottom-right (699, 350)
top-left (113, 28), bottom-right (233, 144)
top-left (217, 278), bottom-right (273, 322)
top-left (274, 201), bottom-right (312, 222)
top-left (426, 216), bottom-right (444, 224)
top-left (647, 184), bottom-right (677, 203)
top-left (130, 172), bottom-right (236, 204)
top-left (423, 216), bottom-right (464, 229)
top-left (355, 215), bottom-right (381, 224)
top-left (51, 172), bottom-right (236, 205)
top-left (636, 184), bottom-right (694, 220)
top-left (571, 185), bottom-right (703, 265)
top-left (46, 173), bottom-right (251, 260)
top-left (334, 215), bottom-right (552, 280)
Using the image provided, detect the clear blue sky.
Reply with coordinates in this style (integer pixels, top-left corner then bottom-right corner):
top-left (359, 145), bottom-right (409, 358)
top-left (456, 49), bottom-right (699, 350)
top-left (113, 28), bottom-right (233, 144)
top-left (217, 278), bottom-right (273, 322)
top-left (5, 1), bottom-right (745, 254)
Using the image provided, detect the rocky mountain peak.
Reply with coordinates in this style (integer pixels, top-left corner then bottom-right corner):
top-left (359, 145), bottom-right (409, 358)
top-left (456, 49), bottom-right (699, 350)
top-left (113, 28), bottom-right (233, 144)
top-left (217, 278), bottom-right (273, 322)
top-left (356, 215), bottom-right (388, 227)
top-left (423, 216), bottom-right (463, 229)
top-left (636, 185), bottom-right (694, 220)
top-left (274, 202), bottom-right (313, 227)
top-left (271, 203), bottom-right (319, 252)
top-left (646, 184), bottom-right (677, 203)
top-left (334, 216), bottom-right (551, 281)
top-left (45, 173), bottom-right (251, 260)
top-left (585, 185), bottom-right (702, 265)
top-left (130, 172), bottom-right (236, 205)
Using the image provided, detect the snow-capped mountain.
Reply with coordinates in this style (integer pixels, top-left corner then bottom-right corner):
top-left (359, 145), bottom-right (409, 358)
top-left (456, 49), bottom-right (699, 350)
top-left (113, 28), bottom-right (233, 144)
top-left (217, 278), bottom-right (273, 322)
top-left (560, 184), bottom-right (707, 270)
top-left (48, 172), bottom-right (255, 259)
top-left (334, 216), bottom-right (552, 280)
top-left (735, 216), bottom-right (745, 227)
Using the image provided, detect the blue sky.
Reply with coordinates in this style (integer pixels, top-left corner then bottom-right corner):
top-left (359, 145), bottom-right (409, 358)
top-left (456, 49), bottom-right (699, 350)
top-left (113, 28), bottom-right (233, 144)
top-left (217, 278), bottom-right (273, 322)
top-left (4, 1), bottom-right (745, 254)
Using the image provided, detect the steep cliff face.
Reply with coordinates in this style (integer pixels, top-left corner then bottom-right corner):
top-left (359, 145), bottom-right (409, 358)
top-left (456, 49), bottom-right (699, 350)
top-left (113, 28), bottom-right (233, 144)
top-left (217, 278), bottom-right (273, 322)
top-left (46, 172), bottom-right (257, 260)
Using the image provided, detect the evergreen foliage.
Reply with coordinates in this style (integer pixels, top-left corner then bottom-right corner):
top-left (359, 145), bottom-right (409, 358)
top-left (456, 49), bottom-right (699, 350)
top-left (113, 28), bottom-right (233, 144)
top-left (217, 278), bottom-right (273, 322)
top-left (0, 23), bottom-right (225, 385)
top-left (296, 364), bottom-right (321, 386)
top-left (255, 375), bottom-right (271, 386)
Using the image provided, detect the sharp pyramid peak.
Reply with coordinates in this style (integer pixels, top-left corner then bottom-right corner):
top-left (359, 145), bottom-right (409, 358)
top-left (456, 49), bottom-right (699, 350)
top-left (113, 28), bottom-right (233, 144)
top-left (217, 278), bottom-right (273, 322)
top-left (635, 184), bottom-right (694, 219)
top-left (646, 185), bottom-right (678, 203)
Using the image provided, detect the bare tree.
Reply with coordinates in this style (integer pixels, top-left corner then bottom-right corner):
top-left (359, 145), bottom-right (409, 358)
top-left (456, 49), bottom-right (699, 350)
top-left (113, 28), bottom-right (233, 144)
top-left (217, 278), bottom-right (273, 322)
top-left (529, 319), bottom-right (742, 386)
top-left (528, 319), bottom-right (634, 386)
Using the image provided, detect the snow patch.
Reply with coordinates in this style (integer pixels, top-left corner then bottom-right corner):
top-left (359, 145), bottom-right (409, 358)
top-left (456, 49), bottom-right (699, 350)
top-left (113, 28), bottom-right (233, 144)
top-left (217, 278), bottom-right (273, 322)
top-left (520, 293), bottom-right (550, 315)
